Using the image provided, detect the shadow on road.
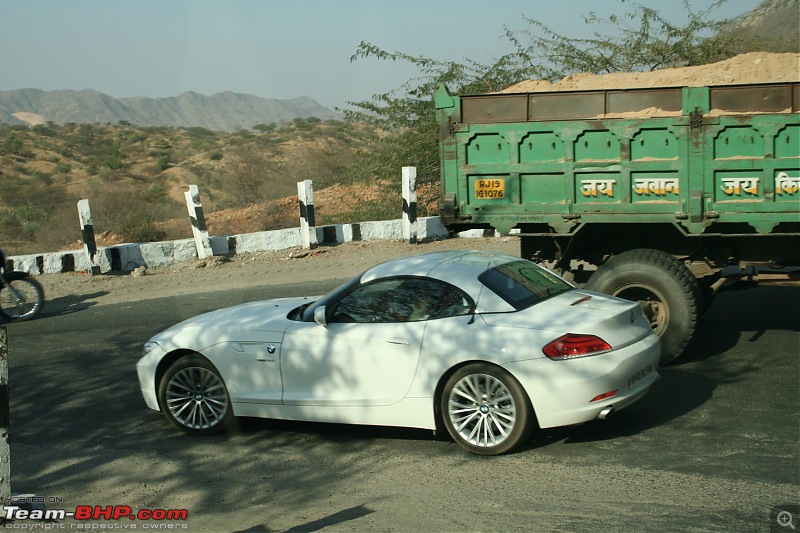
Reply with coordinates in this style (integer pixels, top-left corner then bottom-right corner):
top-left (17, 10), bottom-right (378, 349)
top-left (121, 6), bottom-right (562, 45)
top-left (679, 285), bottom-right (799, 366)
top-left (523, 285), bottom-right (799, 451)
top-left (528, 367), bottom-right (715, 449)
top-left (236, 504), bottom-right (375, 533)
top-left (216, 415), bottom-right (439, 447)
top-left (40, 291), bottom-right (109, 318)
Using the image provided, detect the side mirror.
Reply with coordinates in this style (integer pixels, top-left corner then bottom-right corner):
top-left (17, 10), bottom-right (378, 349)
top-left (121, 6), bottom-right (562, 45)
top-left (313, 305), bottom-right (328, 327)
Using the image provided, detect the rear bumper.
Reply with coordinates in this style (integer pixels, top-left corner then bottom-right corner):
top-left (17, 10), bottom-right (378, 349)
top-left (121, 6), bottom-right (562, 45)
top-left (505, 332), bottom-right (661, 428)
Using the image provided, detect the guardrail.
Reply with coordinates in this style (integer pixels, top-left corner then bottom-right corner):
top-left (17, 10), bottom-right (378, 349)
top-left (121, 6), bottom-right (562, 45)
top-left (8, 216), bottom-right (481, 275)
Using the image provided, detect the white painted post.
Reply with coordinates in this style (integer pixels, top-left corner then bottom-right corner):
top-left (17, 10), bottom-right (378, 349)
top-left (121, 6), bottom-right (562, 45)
top-left (297, 180), bottom-right (318, 250)
top-left (402, 166), bottom-right (418, 244)
top-left (184, 185), bottom-right (213, 259)
top-left (1, 327), bottom-right (10, 507)
top-left (77, 199), bottom-right (101, 275)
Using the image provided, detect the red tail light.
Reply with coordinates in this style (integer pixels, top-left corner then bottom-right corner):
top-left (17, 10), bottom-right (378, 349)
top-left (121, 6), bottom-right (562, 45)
top-left (543, 334), bottom-right (612, 360)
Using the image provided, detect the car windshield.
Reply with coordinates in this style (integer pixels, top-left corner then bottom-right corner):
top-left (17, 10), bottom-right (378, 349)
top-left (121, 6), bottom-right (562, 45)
top-left (478, 260), bottom-right (572, 310)
top-left (298, 275), bottom-right (361, 322)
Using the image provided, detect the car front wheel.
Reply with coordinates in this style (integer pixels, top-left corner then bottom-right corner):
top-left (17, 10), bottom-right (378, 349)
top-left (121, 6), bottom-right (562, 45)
top-left (441, 363), bottom-right (533, 455)
top-left (158, 354), bottom-right (233, 435)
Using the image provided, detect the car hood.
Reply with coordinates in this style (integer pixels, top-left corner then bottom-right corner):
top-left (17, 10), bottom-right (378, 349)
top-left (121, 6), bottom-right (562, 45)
top-left (479, 289), bottom-right (653, 348)
top-left (149, 296), bottom-right (316, 349)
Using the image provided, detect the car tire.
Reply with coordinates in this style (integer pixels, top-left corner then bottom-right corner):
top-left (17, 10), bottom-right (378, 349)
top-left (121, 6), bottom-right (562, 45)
top-left (158, 354), bottom-right (233, 435)
top-left (585, 248), bottom-right (701, 365)
top-left (440, 363), bottom-right (533, 455)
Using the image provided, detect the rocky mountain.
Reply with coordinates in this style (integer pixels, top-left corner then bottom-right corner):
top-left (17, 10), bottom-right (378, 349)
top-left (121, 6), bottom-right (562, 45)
top-left (0, 88), bottom-right (340, 132)
top-left (730, 0), bottom-right (800, 53)
top-left (0, 0), bottom-right (793, 133)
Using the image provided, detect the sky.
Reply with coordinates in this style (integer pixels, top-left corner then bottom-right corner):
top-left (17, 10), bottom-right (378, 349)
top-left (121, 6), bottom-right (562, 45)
top-left (0, 0), bottom-right (764, 110)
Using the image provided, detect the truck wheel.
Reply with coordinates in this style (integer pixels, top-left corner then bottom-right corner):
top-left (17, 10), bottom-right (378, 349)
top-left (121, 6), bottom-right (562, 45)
top-left (585, 249), bottom-right (700, 365)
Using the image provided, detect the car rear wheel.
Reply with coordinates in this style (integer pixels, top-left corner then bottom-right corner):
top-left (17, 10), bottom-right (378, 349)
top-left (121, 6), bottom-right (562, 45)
top-left (441, 363), bottom-right (533, 455)
top-left (158, 354), bottom-right (232, 435)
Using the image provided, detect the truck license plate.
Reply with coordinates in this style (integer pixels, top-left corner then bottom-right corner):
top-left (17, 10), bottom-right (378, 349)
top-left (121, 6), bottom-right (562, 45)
top-left (474, 179), bottom-right (505, 199)
top-left (628, 363), bottom-right (655, 389)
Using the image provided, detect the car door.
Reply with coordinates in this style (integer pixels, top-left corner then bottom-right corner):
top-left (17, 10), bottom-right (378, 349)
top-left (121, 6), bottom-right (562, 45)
top-left (280, 277), bottom-right (453, 406)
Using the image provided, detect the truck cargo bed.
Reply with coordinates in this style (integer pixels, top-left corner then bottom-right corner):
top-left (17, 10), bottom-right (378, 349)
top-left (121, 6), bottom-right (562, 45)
top-left (436, 83), bottom-right (800, 237)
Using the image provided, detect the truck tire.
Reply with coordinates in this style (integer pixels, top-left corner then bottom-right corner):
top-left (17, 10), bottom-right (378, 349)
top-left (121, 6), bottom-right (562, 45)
top-left (585, 249), bottom-right (700, 365)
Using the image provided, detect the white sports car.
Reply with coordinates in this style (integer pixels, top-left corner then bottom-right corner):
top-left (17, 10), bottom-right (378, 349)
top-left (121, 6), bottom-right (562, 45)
top-left (136, 250), bottom-right (660, 455)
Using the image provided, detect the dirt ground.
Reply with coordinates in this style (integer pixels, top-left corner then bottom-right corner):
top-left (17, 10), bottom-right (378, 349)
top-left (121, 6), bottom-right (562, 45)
top-left (36, 237), bottom-right (521, 308)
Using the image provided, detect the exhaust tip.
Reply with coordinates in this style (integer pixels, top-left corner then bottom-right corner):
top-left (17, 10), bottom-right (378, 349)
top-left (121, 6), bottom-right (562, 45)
top-left (598, 406), bottom-right (615, 420)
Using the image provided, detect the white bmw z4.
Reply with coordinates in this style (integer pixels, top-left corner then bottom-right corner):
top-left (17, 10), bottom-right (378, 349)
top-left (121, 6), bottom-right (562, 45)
top-left (137, 249), bottom-right (660, 455)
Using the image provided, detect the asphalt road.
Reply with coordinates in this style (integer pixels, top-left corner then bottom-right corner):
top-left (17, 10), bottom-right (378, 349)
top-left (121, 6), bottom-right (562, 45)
top-left (3, 282), bottom-right (799, 532)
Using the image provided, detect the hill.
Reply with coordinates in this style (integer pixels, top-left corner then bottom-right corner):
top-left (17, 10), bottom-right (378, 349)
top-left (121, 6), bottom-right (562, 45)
top-left (731, 0), bottom-right (800, 53)
top-left (0, 118), bottom-right (439, 256)
top-left (0, 89), bottom-right (340, 132)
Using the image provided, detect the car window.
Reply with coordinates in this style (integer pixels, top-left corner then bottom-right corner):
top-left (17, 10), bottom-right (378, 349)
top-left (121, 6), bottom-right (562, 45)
top-left (479, 260), bottom-right (572, 310)
top-left (299, 275), bottom-right (361, 322)
top-left (331, 277), bottom-right (472, 323)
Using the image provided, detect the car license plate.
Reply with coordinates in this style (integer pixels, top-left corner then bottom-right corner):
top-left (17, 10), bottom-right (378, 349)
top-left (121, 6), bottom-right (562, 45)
top-left (474, 179), bottom-right (505, 199)
top-left (628, 363), bottom-right (655, 389)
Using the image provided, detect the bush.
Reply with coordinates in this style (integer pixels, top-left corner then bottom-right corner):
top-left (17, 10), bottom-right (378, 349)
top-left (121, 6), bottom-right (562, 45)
top-left (103, 151), bottom-right (124, 170)
top-left (1, 133), bottom-right (24, 155)
top-left (156, 154), bottom-right (171, 171)
top-left (124, 221), bottom-right (167, 243)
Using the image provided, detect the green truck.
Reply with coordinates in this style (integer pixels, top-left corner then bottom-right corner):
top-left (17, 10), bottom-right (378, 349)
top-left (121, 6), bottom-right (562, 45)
top-left (435, 81), bottom-right (800, 363)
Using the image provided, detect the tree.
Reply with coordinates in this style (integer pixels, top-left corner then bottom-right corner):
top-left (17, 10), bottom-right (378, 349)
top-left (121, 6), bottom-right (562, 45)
top-left (504, 0), bottom-right (750, 76)
top-left (252, 123), bottom-right (277, 134)
top-left (344, 0), bottom-right (755, 185)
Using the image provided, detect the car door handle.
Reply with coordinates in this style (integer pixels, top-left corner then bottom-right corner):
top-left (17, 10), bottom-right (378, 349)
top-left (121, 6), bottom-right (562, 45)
top-left (386, 337), bottom-right (410, 346)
